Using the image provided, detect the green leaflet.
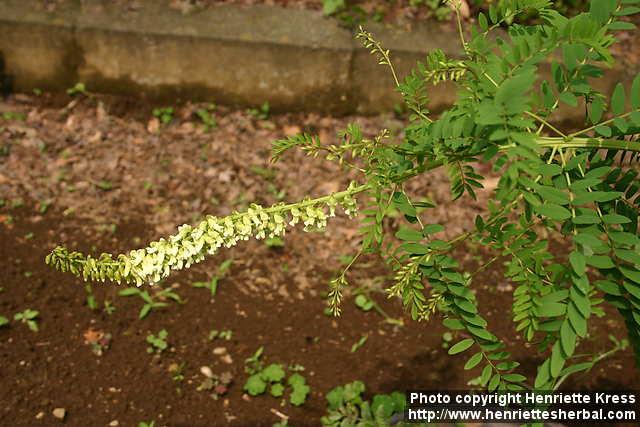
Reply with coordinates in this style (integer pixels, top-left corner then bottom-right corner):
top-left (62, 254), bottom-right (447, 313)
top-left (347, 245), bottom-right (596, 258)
top-left (611, 83), bottom-right (626, 116)
top-left (570, 287), bottom-right (591, 318)
top-left (567, 302), bottom-right (587, 337)
top-left (423, 224), bottom-right (445, 235)
top-left (395, 227), bottom-right (423, 241)
top-left (597, 280), bottom-right (623, 296)
top-left (535, 359), bottom-right (551, 389)
top-left (535, 204), bottom-right (572, 221)
top-left (550, 341), bottom-right (565, 377)
top-left (536, 186), bottom-right (570, 205)
top-left (454, 298), bottom-right (478, 314)
top-left (560, 320), bottom-right (577, 356)
top-left (488, 374), bottom-right (501, 391)
top-left (623, 282), bottom-right (640, 300)
top-left (621, 267), bottom-right (640, 284)
top-left (534, 301), bottom-right (566, 317)
top-left (443, 318), bottom-right (466, 330)
top-left (449, 338), bottom-right (474, 355)
top-left (590, 97), bottom-right (605, 124)
top-left (569, 251), bottom-right (586, 276)
top-left (631, 73), bottom-right (640, 109)
top-left (464, 352), bottom-right (483, 370)
top-left (615, 249), bottom-right (640, 265)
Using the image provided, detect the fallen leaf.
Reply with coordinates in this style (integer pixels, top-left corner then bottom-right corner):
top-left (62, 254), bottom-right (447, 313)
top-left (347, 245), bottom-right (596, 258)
top-left (147, 117), bottom-right (160, 133)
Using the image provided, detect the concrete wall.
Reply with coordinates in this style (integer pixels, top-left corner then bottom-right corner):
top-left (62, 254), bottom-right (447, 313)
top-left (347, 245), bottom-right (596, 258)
top-left (0, 0), bottom-right (636, 116)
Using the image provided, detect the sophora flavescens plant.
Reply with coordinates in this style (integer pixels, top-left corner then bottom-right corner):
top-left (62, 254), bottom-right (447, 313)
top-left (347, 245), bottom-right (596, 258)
top-left (48, 0), bottom-right (640, 393)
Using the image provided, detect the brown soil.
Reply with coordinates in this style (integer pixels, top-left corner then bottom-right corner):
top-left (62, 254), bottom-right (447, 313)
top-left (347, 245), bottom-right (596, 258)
top-left (0, 93), bottom-right (639, 427)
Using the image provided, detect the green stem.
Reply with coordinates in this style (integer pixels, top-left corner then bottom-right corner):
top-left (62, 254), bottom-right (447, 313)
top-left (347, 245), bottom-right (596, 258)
top-left (453, 2), bottom-right (467, 53)
top-left (524, 111), bottom-right (567, 138)
top-left (535, 136), bottom-right (640, 152)
top-left (553, 339), bottom-right (626, 391)
top-left (497, 136), bottom-right (640, 153)
top-left (567, 109), bottom-right (640, 138)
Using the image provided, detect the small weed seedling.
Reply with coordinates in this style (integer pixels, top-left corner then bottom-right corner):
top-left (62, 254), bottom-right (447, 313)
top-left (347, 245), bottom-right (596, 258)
top-left (103, 300), bottom-right (116, 315)
top-left (66, 82), bottom-right (87, 96)
top-left (152, 107), bottom-right (174, 124)
top-left (118, 287), bottom-right (181, 319)
top-left (323, 0), bottom-right (385, 27)
top-left (423, 0), bottom-right (454, 21)
top-left (99, 223), bottom-right (117, 234)
top-left (138, 421), bottom-right (155, 427)
top-left (1, 111), bottom-right (26, 121)
top-left (94, 180), bottom-right (114, 191)
top-left (195, 104), bottom-right (217, 131)
top-left (209, 329), bottom-right (233, 341)
top-left (146, 329), bottom-right (169, 354)
top-left (247, 101), bottom-right (270, 120)
top-left (245, 346), bottom-right (264, 372)
top-left (192, 259), bottom-right (233, 297)
top-left (326, 283), bottom-right (392, 323)
top-left (169, 362), bottom-right (186, 383)
top-left (10, 198), bottom-right (23, 209)
top-left (244, 349), bottom-right (310, 406)
top-left (83, 328), bottom-right (112, 356)
top-left (352, 289), bottom-right (404, 326)
top-left (323, 0), bottom-right (345, 16)
top-left (0, 143), bottom-right (9, 157)
top-left (350, 334), bottom-right (368, 353)
top-left (267, 183), bottom-right (287, 201)
top-left (197, 369), bottom-right (233, 400)
top-left (245, 363), bottom-right (285, 397)
top-left (14, 309), bottom-right (39, 332)
top-left (85, 284), bottom-right (97, 310)
top-left (250, 165), bottom-right (276, 181)
top-left (37, 200), bottom-right (51, 214)
top-left (354, 294), bottom-right (374, 312)
top-left (321, 381), bottom-right (411, 426)
top-left (287, 373), bottom-right (311, 406)
top-left (0, 316), bottom-right (8, 327)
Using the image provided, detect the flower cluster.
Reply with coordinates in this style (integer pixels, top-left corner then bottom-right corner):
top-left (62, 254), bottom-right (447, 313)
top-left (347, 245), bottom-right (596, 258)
top-left (46, 183), bottom-right (363, 286)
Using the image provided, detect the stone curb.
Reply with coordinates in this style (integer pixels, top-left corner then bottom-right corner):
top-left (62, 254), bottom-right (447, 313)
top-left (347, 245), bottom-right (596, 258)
top-left (0, 0), bottom-right (636, 116)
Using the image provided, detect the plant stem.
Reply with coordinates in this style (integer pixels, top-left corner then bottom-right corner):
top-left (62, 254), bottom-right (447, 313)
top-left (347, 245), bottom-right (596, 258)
top-left (567, 109), bottom-right (640, 138)
top-left (497, 136), bottom-right (640, 153)
top-left (453, 1), bottom-right (467, 53)
top-left (553, 340), bottom-right (626, 391)
top-left (524, 111), bottom-right (567, 138)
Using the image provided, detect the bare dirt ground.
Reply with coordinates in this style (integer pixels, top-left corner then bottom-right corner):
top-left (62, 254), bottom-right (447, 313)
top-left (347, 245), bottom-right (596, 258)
top-left (0, 93), bottom-right (638, 426)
